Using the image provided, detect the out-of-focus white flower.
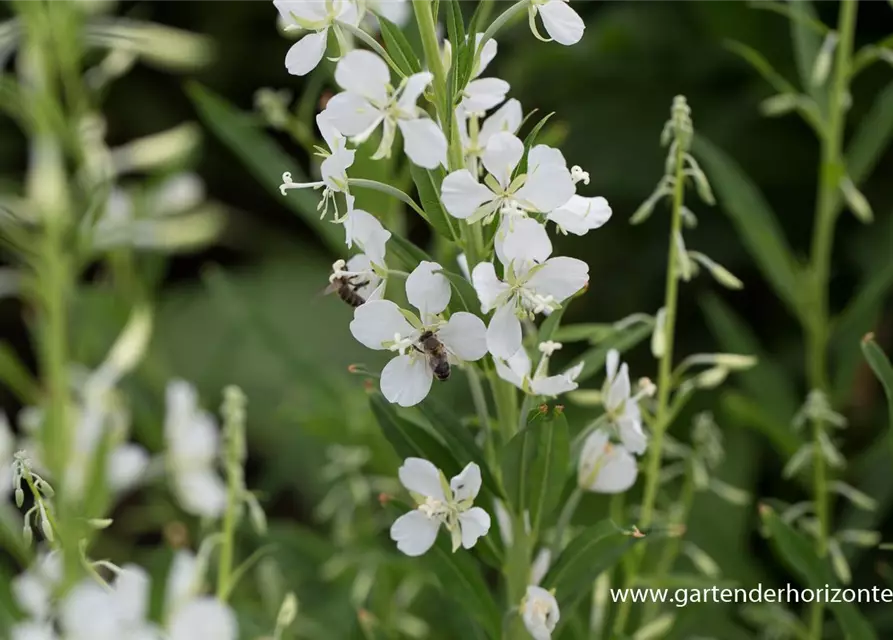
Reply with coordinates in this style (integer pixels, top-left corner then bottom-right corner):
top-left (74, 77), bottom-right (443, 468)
top-left (11, 553), bottom-right (62, 625)
top-left (11, 621), bottom-right (57, 640)
top-left (577, 429), bottom-right (638, 494)
top-left (325, 51), bottom-right (447, 169)
top-left (367, 0), bottom-right (410, 27)
top-left (530, 548), bottom-right (552, 586)
top-left (390, 458), bottom-right (491, 556)
top-left (528, 0), bottom-right (585, 46)
top-left (547, 195), bottom-right (612, 236)
top-left (441, 132), bottom-right (574, 225)
top-left (458, 35), bottom-right (509, 114)
top-left (164, 551), bottom-right (238, 640)
top-left (349, 261), bottom-right (487, 406)
top-left (274, 0), bottom-right (360, 76)
top-left (0, 411), bottom-right (13, 499)
top-left (164, 381), bottom-right (227, 518)
top-left (471, 218), bottom-right (588, 359)
top-left (494, 341), bottom-right (583, 397)
top-left (280, 113), bottom-right (356, 221)
top-left (521, 585), bottom-right (560, 640)
top-left (603, 349), bottom-right (648, 455)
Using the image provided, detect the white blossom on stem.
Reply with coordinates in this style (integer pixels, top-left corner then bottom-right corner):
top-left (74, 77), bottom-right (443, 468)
top-left (164, 551), bottom-right (238, 640)
top-left (329, 254), bottom-right (386, 304)
top-left (471, 218), bottom-right (588, 359)
top-left (164, 381), bottom-right (227, 518)
top-left (441, 132), bottom-right (574, 225)
top-left (494, 341), bottom-right (583, 397)
top-left (458, 35), bottom-right (509, 114)
top-left (349, 261), bottom-right (487, 406)
top-left (577, 429), bottom-right (638, 494)
top-left (528, 0), bottom-right (585, 46)
top-left (603, 349), bottom-right (649, 455)
top-left (547, 194), bottom-right (612, 236)
top-left (274, 0), bottom-right (360, 76)
top-left (457, 98), bottom-right (523, 166)
top-left (390, 458), bottom-right (491, 556)
top-left (280, 113), bottom-right (356, 221)
top-left (367, 0), bottom-right (410, 27)
top-left (520, 585), bottom-right (560, 640)
top-left (325, 50), bottom-right (447, 169)
top-left (341, 194), bottom-right (391, 259)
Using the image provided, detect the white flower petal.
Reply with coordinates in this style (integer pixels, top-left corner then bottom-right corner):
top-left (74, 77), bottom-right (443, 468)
top-left (406, 261), bottom-right (451, 317)
top-left (107, 444), bottom-right (149, 493)
top-left (617, 412), bottom-right (648, 456)
top-left (522, 586), bottom-right (560, 640)
top-left (165, 551), bottom-right (200, 612)
top-left (380, 354), bottom-right (433, 407)
top-left (59, 582), bottom-right (117, 638)
top-left (390, 509), bottom-right (441, 556)
top-left (456, 253), bottom-right (471, 281)
top-left (441, 170), bottom-right (496, 219)
top-left (471, 262), bottom-right (510, 312)
top-left (438, 312), bottom-right (488, 362)
top-left (479, 99), bottom-right (523, 147)
top-left (578, 431), bottom-right (638, 493)
top-left (474, 35), bottom-right (498, 77)
top-left (461, 78), bottom-right (510, 114)
top-left (174, 468), bottom-right (227, 518)
top-left (334, 50), bottom-right (390, 104)
top-left (502, 218), bottom-right (553, 268)
top-left (539, 0), bottom-right (585, 46)
top-left (605, 348), bottom-right (619, 381)
top-left (397, 118), bottom-right (447, 169)
top-left (459, 507), bottom-right (491, 549)
top-left (397, 72), bottom-right (433, 112)
top-left (530, 373), bottom-right (578, 397)
top-left (344, 208), bottom-right (391, 263)
top-left (450, 462), bottom-right (483, 501)
top-left (324, 92), bottom-right (383, 138)
top-left (11, 621), bottom-right (58, 640)
top-left (515, 145), bottom-right (575, 213)
top-left (374, 0), bottom-right (411, 25)
top-left (494, 357), bottom-right (524, 390)
top-left (482, 132), bottom-right (524, 189)
top-left (606, 362), bottom-right (631, 412)
top-left (350, 300), bottom-right (416, 350)
top-left (284, 30), bottom-right (328, 77)
top-left (169, 598), bottom-right (237, 640)
top-left (530, 548), bottom-right (552, 587)
top-left (275, 0), bottom-right (329, 24)
top-left (546, 195), bottom-right (612, 235)
top-left (398, 457), bottom-right (446, 500)
top-left (487, 302), bottom-right (523, 360)
top-left (526, 256), bottom-right (589, 301)
top-left (113, 565), bottom-right (150, 625)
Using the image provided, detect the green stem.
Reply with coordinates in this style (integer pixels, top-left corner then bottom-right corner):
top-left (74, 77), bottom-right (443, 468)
top-left (551, 485), bottom-right (583, 556)
top-left (347, 178), bottom-right (427, 218)
top-left (217, 406), bottom-right (245, 601)
top-left (467, 366), bottom-right (498, 471)
top-left (806, 1), bottom-right (857, 637)
top-left (489, 371), bottom-right (518, 442)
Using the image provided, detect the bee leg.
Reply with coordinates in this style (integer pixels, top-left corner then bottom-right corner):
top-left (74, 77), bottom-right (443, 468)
top-left (351, 280), bottom-right (369, 290)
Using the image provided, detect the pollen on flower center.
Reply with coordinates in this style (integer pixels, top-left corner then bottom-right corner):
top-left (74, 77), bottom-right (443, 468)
top-left (418, 496), bottom-right (450, 520)
top-left (386, 333), bottom-right (415, 355)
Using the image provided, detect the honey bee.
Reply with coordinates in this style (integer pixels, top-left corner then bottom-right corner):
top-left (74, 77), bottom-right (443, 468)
top-left (416, 330), bottom-right (450, 381)
top-left (325, 275), bottom-right (370, 308)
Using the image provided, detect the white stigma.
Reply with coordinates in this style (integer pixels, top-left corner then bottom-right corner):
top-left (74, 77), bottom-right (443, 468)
top-left (387, 333), bottom-right (414, 356)
top-left (538, 341), bottom-right (563, 356)
top-left (571, 165), bottom-right (590, 185)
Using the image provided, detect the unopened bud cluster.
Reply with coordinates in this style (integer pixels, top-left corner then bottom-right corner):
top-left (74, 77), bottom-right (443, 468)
top-left (12, 451), bottom-right (56, 545)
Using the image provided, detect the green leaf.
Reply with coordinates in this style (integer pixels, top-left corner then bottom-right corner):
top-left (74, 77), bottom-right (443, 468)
top-left (0, 342), bottom-right (39, 404)
top-left (185, 82), bottom-right (343, 253)
top-left (500, 408), bottom-right (570, 533)
top-left (724, 40), bottom-right (798, 95)
top-left (388, 232), bottom-right (434, 271)
top-left (720, 391), bottom-right (802, 459)
top-left (788, 0), bottom-right (827, 109)
top-left (438, 268), bottom-right (482, 317)
top-left (370, 394), bottom-right (459, 476)
top-left (570, 319), bottom-right (655, 383)
top-left (551, 323), bottom-right (616, 344)
top-left (409, 164), bottom-right (459, 243)
top-left (761, 506), bottom-right (877, 640)
top-left (832, 259), bottom-right (893, 400)
top-left (426, 532), bottom-right (502, 639)
top-left (515, 112), bottom-right (555, 178)
top-left (541, 520), bottom-right (643, 610)
top-left (861, 336), bottom-right (893, 445)
top-left (445, 0), bottom-right (466, 108)
top-left (846, 79), bottom-right (893, 186)
top-left (537, 307), bottom-right (565, 345)
top-left (417, 398), bottom-right (502, 498)
top-left (693, 136), bottom-right (802, 318)
top-left (376, 15), bottom-right (422, 76)
top-left (701, 293), bottom-right (798, 422)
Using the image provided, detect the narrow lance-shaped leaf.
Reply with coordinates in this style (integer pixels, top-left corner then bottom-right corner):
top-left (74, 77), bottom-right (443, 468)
top-left (844, 79), bottom-right (893, 188)
top-left (376, 15), bottom-right (422, 76)
top-left (410, 164), bottom-right (460, 243)
top-left (861, 335), bottom-right (893, 457)
top-left (570, 318), bottom-right (655, 383)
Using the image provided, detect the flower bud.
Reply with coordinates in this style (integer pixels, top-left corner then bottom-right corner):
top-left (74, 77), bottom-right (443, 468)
top-left (829, 540), bottom-right (851, 584)
top-left (759, 94), bottom-right (801, 117)
top-left (840, 176), bottom-right (873, 223)
top-left (15, 488), bottom-right (24, 508)
top-left (23, 523), bottom-right (33, 547)
top-left (782, 444), bottom-right (813, 479)
top-left (87, 518), bottom-right (114, 530)
top-left (830, 480), bottom-right (877, 511)
top-left (650, 308), bottom-right (667, 358)
top-left (836, 529), bottom-right (881, 547)
top-left (811, 32), bottom-right (838, 87)
top-left (37, 480), bottom-right (54, 498)
top-left (276, 592), bottom-right (299, 629)
top-left (684, 542), bottom-right (720, 577)
top-left (41, 517), bottom-right (54, 542)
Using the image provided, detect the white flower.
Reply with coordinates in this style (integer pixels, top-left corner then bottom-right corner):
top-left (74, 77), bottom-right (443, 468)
top-left (275, 0), bottom-right (359, 76)
top-left (521, 585), bottom-right (560, 640)
top-left (603, 349), bottom-right (648, 455)
top-left (390, 458), bottom-right (491, 556)
top-left (342, 194), bottom-right (391, 261)
top-left (528, 0), bottom-right (585, 46)
top-left (329, 254), bottom-right (386, 304)
top-left (0, 411), bottom-right (13, 499)
top-left (325, 50), bottom-right (447, 169)
top-left (471, 218), bottom-right (588, 359)
top-left (164, 381), bottom-right (227, 518)
top-left (11, 553), bottom-right (62, 625)
top-left (349, 261), bottom-right (487, 406)
top-left (441, 132), bottom-right (574, 224)
top-left (547, 195), bottom-right (612, 236)
top-left (494, 341), bottom-right (583, 397)
top-left (367, 0), bottom-right (410, 27)
top-left (530, 548), bottom-right (552, 586)
top-left (280, 113), bottom-right (356, 221)
top-left (458, 35), bottom-right (509, 114)
top-left (577, 429), bottom-right (638, 493)
top-left (457, 98), bottom-right (523, 164)
top-left (164, 551), bottom-right (238, 640)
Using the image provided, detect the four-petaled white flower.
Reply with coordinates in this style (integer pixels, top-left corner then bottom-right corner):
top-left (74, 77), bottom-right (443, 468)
top-left (390, 458), bottom-right (491, 556)
top-left (164, 380), bottom-right (228, 518)
top-left (350, 261), bottom-right (487, 406)
top-left (274, 0), bottom-right (359, 76)
top-left (603, 349), bottom-right (648, 455)
top-left (341, 194), bottom-right (391, 261)
top-left (495, 341), bottom-right (584, 397)
top-left (325, 50), bottom-right (448, 169)
top-left (280, 113), bottom-right (356, 222)
top-left (577, 429), bottom-right (638, 494)
top-left (457, 35), bottom-right (509, 114)
top-left (441, 132), bottom-right (574, 225)
top-left (528, 0), bottom-right (585, 46)
top-left (547, 195), bottom-right (612, 236)
top-left (521, 585), bottom-right (561, 640)
top-left (472, 218), bottom-right (588, 359)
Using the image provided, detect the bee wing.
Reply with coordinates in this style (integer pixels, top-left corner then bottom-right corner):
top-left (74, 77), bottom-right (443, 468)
top-left (319, 281), bottom-right (338, 298)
